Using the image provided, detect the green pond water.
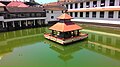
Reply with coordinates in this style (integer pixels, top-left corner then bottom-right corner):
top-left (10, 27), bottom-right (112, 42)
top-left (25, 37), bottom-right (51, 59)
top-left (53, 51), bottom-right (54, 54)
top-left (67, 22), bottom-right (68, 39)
top-left (0, 27), bottom-right (120, 67)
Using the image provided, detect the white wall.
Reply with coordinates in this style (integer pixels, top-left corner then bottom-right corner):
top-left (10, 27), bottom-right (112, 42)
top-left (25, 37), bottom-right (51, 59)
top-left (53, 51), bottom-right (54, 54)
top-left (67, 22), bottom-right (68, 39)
top-left (46, 10), bottom-right (63, 22)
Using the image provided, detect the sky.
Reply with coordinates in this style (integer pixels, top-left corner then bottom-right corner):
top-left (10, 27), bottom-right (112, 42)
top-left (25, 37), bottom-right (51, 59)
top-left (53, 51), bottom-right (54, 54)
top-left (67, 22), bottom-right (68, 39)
top-left (35, 0), bottom-right (57, 4)
top-left (24, 0), bottom-right (58, 4)
top-left (7, 0), bottom-right (57, 4)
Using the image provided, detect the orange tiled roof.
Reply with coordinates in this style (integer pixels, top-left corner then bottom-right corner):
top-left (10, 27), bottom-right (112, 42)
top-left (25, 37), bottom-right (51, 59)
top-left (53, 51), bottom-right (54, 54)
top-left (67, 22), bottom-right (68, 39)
top-left (68, 6), bottom-right (120, 12)
top-left (0, 2), bottom-right (5, 7)
top-left (49, 22), bottom-right (82, 32)
top-left (7, 1), bottom-right (28, 7)
top-left (57, 13), bottom-right (73, 19)
top-left (44, 5), bottom-right (67, 11)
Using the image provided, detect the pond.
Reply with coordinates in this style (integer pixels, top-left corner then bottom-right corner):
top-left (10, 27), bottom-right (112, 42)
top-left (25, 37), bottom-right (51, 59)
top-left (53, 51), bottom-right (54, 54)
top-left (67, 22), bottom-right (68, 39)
top-left (0, 27), bottom-right (120, 67)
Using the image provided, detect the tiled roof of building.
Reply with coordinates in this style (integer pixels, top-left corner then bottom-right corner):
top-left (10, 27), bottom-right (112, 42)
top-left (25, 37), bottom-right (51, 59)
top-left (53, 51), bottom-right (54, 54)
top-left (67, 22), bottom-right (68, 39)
top-left (0, 2), bottom-right (6, 7)
top-left (49, 22), bottom-right (82, 32)
top-left (6, 7), bottom-right (44, 13)
top-left (44, 5), bottom-right (67, 11)
top-left (44, 2), bottom-right (64, 6)
top-left (7, 1), bottom-right (28, 7)
top-left (57, 13), bottom-right (73, 19)
top-left (49, 13), bottom-right (81, 32)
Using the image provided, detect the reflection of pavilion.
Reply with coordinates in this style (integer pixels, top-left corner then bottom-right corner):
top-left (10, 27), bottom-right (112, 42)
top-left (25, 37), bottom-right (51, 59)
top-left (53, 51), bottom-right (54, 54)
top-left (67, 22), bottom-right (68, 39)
top-left (45, 40), bottom-right (87, 61)
top-left (0, 28), bottom-right (46, 60)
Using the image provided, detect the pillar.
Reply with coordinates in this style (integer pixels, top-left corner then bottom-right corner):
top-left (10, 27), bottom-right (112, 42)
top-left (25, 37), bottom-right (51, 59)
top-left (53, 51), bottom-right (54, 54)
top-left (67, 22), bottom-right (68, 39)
top-left (34, 20), bottom-right (36, 26)
top-left (83, 2), bottom-right (86, 8)
top-left (2, 22), bottom-right (5, 28)
top-left (96, 12), bottom-right (100, 19)
top-left (105, 0), bottom-right (110, 6)
top-left (97, 0), bottom-right (101, 7)
top-left (26, 20), bottom-right (28, 26)
top-left (114, 11), bottom-right (118, 19)
top-left (19, 21), bottom-right (22, 27)
top-left (104, 11), bottom-right (108, 19)
top-left (12, 21), bottom-right (15, 27)
top-left (78, 3), bottom-right (80, 8)
top-left (5, 22), bottom-right (8, 28)
top-left (115, 0), bottom-right (119, 6)
top-left (90, 1), bottom-right (93, 8)
top-left (68, 4), bottom-right (70, 9)
top-left (73, 3), bottom-right (75, 9)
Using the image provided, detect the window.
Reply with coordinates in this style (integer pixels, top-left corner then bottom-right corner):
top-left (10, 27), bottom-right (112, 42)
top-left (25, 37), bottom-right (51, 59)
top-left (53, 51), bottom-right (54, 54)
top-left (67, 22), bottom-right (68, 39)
top-left (75, 3), bottom-right (78, 9)
top-left (51, 11), bottom-right (53, 13)
top-left (93, 1), bottom-right (97, 7)
top-left (108, 11), bottom-right (114, 18)
top-left (46, 11), bottom-right (49, 13)
top-left (70, 4), bottom-right (73, 9)
top-left (92, 12), bottom-right (96, 18)
top-left (51, 16), bottom-right (54, 19)
top-left (80, 12), bottom-right (83, 17)
top-left (75, 12), bottom-right (78, 17)
top-left (70, 12), bottom-right (73, 17)
top-left (62, 11), bottom-right (64, 13)
top-left (118, 11), bottom-right (120, 18)
top-left (101, 0), bottom-right (105, 7)
top-left (109, 0), bottom-right (115, 6)
top-left (86, 12), bottom-right (89, 17)
top-left (86, 2), bottom-right (90, 8)
top-left (100, 11), bottom-right (104, 18)
top-left (80, 3), bottom-right (83, 8)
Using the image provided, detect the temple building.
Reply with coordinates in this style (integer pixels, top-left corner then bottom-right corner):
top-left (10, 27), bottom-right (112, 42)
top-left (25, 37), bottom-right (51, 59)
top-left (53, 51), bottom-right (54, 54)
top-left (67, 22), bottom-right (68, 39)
top-left (63, 0), bottom-right (120, 25)
top-left (0, 1), bottom-right (46, 31)
top-left (44, 13), bottom-right (88, 45)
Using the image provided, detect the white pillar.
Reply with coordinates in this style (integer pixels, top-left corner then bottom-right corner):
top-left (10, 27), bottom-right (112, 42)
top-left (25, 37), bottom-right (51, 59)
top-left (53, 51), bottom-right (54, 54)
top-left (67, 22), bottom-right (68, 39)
top-left (2, 22), bottom-right (5, 28)
top-left (78, 12), bottom-right (80, 18)
top-left (72, 12), bottom-right (75, 18)
top-left (68, 4), bottom-right (70, 9)
top-left (105, 0), bottom-right (110, 6)
top-left (97, 0), bottom-right (101, 7)
top-left (12, 21), bottom-right (15, 27)
top-left (115, 0), bottom-right (119, 6)
top-left (5, 22), bottom-right (8, 28)
top-left (96, 12), bottom-right (100, 19)
top-left (19, 21), bottom-right (22, 27)
top-left (83, 2), bottom-right (86, 8)
top-left (73, 3), bottom-right (75, 9)
top-left (26, 20), bottom-right (28, 26)
top-left (90, 1), bottom-right (93, 8)
top-left (89, 12), bottom-right (92, 18)
top-left (114, 11), bottom-right (118, 19)
top-left (104, 11), bottom-right (108, 19)
top-left (83, 12), bottom-right (86, 18)
top-left (78, 3), bottom-right (80, 8)
top-left (34, 20), bottom-right (36, 26)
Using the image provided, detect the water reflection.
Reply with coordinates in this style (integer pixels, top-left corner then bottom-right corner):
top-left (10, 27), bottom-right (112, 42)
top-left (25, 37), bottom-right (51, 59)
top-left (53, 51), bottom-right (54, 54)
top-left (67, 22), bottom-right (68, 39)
top-left (45, 40), bottom-right (87, 61)
top-left (0, 27), bottom-right (47, 60)
top-left (45, 30), bottom-right (120, 62)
